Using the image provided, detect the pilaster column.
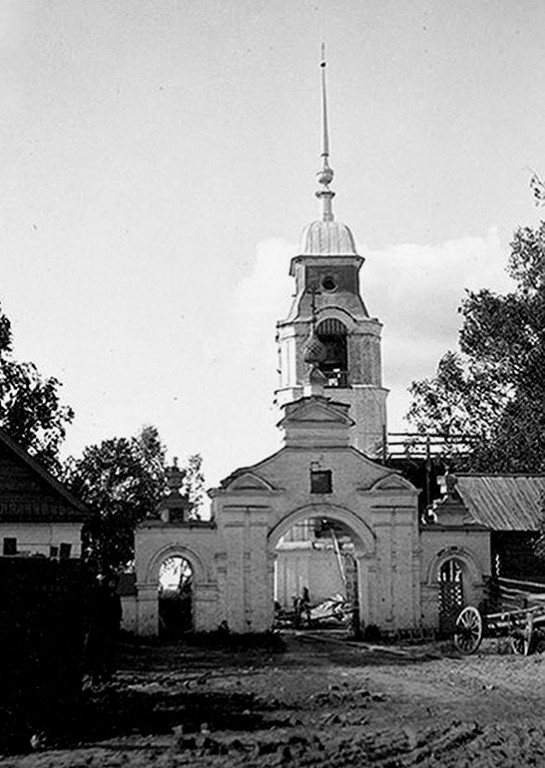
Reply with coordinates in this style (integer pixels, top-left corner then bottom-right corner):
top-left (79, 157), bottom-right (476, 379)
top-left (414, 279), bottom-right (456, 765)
top-left (136, 583), bottom-right (158, 636)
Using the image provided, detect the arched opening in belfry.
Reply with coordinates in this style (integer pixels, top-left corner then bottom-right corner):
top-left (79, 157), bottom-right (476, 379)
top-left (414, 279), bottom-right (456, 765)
top-left (273, 515), bottom-right (359, 633)
top-left (316, 318), bottom-right (348, 387)
top-left (158, 555), bottom-right (193, 639)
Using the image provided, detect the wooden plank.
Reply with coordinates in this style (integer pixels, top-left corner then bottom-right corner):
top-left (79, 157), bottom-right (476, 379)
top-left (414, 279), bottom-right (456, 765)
top-left (499, 576), bottom-right (545, 590)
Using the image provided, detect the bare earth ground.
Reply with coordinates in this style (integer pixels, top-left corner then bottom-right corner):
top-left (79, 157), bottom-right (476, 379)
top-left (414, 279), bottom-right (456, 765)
top-left (3, 632), bottom-right (545, 767)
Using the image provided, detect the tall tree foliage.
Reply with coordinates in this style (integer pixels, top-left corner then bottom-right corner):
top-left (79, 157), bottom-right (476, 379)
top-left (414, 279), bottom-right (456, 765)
top-left (65, 425), bottom-right (205, 572)
top-left (181, 453), bottom-right (205, 511)
top-left (0, 303), bottom-right (73, 473)
top-left (407, 222), bottom-right (545, 472)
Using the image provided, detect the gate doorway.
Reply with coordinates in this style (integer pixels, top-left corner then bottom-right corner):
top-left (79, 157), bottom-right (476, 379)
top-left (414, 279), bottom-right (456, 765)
top-left (273, 516), bottom-right (359, 633)
top-left (438, 558), bottom-right (464, 637)
top-left (158, 556), bottom-right (193, 638)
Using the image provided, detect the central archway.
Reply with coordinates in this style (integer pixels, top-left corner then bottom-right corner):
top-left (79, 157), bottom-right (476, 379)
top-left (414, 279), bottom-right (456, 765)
top-left (268, 504), bottom-right (376, 633)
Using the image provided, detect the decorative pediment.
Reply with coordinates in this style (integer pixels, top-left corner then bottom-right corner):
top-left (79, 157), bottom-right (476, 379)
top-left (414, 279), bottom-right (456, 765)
top-left (366, 474), bottom-right (416, 494)
top-left (225, 472), bottom-right (276, 493)
top-left (278, 396), bottom-right (354, 448)
top-left (280, 399), bottom-right (353, 427)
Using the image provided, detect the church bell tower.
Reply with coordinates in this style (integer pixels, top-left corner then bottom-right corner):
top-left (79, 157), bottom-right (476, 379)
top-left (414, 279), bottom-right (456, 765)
top-left (275, 52), bottom-right (388, 458)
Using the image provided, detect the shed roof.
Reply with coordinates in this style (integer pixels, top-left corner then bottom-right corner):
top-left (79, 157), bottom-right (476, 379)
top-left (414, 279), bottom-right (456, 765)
top-left (456, 474), bottom-right (545, 531)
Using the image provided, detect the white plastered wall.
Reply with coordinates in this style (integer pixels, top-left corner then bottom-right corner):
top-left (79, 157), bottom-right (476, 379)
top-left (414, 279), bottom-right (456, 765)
top-left (0, 522), bottom-right (83, 557)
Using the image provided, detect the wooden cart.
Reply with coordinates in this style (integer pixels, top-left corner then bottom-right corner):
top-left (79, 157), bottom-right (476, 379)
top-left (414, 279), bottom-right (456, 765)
top-left (453, 603), bottom-right (545, 655)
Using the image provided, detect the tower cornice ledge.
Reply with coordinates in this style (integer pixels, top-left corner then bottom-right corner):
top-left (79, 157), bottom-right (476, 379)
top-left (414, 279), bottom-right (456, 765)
top-left (289, 252), bottom-right (364, 277)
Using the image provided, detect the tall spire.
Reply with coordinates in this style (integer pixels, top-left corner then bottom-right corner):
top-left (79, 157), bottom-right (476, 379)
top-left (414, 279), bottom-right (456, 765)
top-left (316, 43), bottom-right (335, 222)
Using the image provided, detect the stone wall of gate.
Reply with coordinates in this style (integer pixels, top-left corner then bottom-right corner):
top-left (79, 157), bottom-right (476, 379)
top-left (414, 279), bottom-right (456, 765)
top-left (134, 521), bottom-right (219, 636)
top-left (211, 447), bottom-right (422, 634)
top-left (419, 526), bottom-right (491, 631)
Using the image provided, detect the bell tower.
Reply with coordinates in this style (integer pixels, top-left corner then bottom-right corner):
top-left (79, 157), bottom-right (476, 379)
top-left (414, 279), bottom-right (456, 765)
top-left (275, 51), bottom-right (388, 458)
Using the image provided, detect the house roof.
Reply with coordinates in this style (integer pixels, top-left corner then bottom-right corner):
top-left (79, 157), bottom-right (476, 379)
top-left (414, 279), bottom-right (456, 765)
top-left (0, 426), bottom-right (91, 522)
top-left (456, 474), bottom-right (545, 531)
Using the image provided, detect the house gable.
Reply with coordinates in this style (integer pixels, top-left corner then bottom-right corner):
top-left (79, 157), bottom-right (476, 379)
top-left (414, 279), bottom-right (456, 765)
top-left (0, 429), bottom-right (89, 523)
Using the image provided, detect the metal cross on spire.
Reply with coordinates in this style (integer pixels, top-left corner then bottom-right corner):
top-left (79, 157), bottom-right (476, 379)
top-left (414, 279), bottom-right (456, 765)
top-left (316, 43), bottom-right (335, 221)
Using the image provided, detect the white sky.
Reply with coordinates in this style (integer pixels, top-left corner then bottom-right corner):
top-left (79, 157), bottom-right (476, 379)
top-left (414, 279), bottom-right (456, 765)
top-left (1, 0), bottom-right (544, 490)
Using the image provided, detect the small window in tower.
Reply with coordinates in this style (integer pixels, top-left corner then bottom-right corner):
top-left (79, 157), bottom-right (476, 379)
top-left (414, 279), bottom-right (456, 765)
top-left (321, 275), bottom-right (337, 292)
top-left (3, 537), bottom-right (17, 556)
top-left (310, 469), bottom-right (332, 494)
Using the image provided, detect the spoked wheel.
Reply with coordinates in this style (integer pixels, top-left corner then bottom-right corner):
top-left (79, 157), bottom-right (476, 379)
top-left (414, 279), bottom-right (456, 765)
top-left (511, 613), bottom-right (534, 656)
top-left (454, 606), bottom-right (483, 655)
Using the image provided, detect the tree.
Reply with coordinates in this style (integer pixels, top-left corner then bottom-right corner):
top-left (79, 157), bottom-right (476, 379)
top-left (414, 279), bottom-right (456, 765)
top-left (65, 426), bottom-right (206, 573)
top-left (407, 221), bottom-right (545, 472)
top-left (0, 302), bottom-right (73, 473)
top-left (406, 350), bottom-right (506, 438)
top-left (181, 453), bottom-right (205, 513)
top-left (64, 425), bottom-right (167, 573)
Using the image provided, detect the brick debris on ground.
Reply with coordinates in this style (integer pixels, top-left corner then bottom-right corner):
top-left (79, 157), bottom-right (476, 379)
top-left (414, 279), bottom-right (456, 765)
top-left (2, 632), bottom-right (545, 767)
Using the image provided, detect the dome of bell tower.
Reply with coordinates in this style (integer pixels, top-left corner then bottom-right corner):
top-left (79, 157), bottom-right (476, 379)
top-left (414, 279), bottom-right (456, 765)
top-left (299, 219), bottom-right (358, 256)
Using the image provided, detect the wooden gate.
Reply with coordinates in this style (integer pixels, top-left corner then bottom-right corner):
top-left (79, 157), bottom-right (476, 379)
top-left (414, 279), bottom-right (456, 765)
top-left (439, 581), bottom-right (464, 636)
top-left (439, 559), bottom-right (464, 637)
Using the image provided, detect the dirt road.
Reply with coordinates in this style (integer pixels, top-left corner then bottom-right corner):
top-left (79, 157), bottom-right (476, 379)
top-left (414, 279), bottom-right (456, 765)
top-left (2, 632), bottom-right (545, 766)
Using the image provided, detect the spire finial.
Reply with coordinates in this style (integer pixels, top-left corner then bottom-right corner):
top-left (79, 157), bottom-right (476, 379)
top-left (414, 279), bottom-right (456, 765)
top-left (316, 43), bottom-right (335, 221)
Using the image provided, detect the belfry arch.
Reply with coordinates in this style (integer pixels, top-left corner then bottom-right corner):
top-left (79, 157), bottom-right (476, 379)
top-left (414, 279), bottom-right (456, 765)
top-left (315, 318), bottom-right (348, 388)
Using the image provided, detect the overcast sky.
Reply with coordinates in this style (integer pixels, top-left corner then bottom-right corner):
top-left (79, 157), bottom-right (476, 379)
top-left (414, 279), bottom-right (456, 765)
top-left (1, 0), bottom-right (544, 492)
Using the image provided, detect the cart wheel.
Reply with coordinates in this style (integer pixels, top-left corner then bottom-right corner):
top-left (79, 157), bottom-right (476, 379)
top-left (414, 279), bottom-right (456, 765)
top-left (511, 614), bottom-right (534, 656)
top-left (454, 606), bottom-right (483, 655)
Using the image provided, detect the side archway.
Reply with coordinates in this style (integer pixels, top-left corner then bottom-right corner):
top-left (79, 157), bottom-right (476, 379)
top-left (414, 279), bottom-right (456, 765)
top-left (146, 543), bottom-right (209, 587)
top-left (426, 546), bottom-right (484, 588)
top-left (136, 543), bottom-right (213, 637)
top-left (427, 546), bottom-right (485, 636)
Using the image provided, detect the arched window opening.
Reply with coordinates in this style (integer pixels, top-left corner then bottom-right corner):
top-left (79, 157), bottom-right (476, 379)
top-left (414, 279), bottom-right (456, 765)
top-left (158, 556), bottom-right (193, 638)
top-left (316, 319), bottom-right (348, 388)
top-left (439, 558), bottom-right (463, 583)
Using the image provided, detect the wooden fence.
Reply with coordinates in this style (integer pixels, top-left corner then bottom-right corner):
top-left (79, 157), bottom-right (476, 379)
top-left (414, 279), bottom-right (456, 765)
top-left (0, 558), bottom-right (93, 752)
